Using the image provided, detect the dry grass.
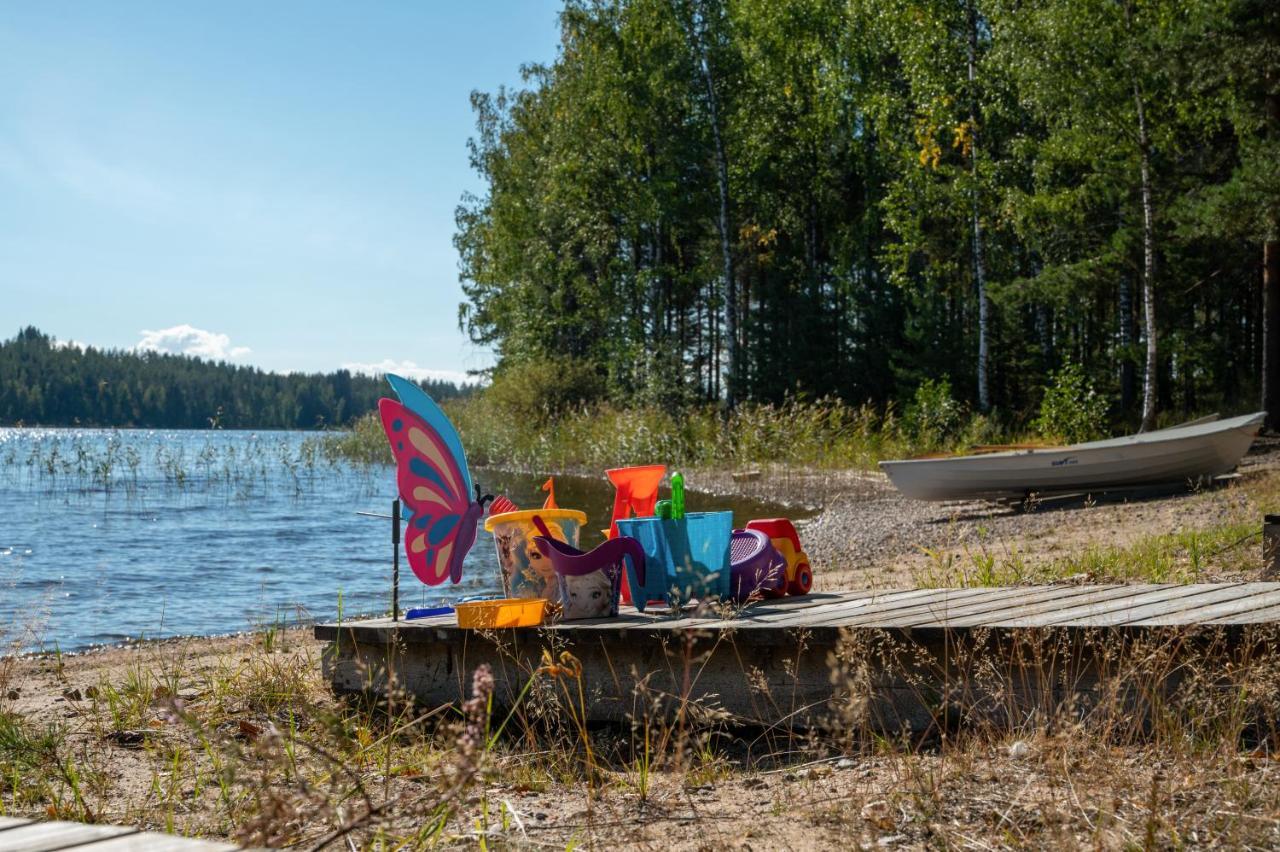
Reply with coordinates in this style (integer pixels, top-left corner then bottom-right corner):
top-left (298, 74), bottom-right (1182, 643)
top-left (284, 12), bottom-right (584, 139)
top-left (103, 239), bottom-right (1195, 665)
top-left (908, 465), bottom-right (1280, 589)
top-left (327, 395), bottom-right (1012, 473)
top-left (4, 460), bottom-right (1280, 848)
top-left (3, 610), bottom-right (1280, 849)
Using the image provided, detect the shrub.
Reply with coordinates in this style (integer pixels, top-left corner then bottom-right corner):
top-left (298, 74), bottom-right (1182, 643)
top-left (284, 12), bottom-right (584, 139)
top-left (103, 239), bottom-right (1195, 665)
top-left (328, 383), bottom-right (1007, 472)
top-left (483, 357), bottom-right (607, 426)
top-left (904, 378), bottom-right (963, 447)
top-left (321, 411), bottom-right (390, 465)
top-left (1034, 363), bottom-right (1109, 444)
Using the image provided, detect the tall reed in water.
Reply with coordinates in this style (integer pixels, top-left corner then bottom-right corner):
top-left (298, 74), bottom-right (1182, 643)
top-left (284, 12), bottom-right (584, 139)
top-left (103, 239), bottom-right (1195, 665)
top-left (0, 429), bottom-right (356, 497)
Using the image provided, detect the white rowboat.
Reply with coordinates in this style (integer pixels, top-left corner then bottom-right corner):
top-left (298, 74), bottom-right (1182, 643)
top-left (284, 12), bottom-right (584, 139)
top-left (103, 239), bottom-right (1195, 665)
top-left (879, 411), bottom-right (1266, 501)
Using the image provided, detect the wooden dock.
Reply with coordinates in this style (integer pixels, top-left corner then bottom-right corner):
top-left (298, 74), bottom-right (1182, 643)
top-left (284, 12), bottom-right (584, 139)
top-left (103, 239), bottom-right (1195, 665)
top-left (0, 816), bottom-right (240, 851)
top-left (318, 583), bottom-right (1280, 731)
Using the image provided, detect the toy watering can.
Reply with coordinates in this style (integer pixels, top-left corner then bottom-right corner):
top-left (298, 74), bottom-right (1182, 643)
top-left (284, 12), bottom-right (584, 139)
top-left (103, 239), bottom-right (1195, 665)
top-left (532, 514), bottom-right (645, 620)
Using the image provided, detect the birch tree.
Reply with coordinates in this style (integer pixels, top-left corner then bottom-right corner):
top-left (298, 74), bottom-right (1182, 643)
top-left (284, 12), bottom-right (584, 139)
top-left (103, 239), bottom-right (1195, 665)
top-left (990, 0), bottom-right (1182, 429)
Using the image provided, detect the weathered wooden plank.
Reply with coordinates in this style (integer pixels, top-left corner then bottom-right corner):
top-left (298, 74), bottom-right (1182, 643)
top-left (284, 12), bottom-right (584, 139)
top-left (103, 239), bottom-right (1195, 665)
top-left (943, 585), bottom-right (1159, 628)
top-left (1208, 602), bottom-right (1280, 624)
top-left (1000, 584), bottom-right (1244, 627)
top-left (804, 586), bottom-right (1023, 628)
top-left (0, 817), bottom-right (33, 830)
top-left (805, 587), bottom-right (1013, 627)
top-left (1082, 583), bottom-right (1259, 627)
top-left (543, 612), bottom-right (660, 630)
top-left (607, 613), bottom-right (716, 632)
top-left (737, 588), bottom-right (947, 630)
top-left (0, 821), bottom-right (137, 852)
top-left (884, 584), bottom-right (1119, 627)
top-left (718, 590), bottom-right (867, 617)
top-left (723, 588), bottom-right (938, 625)
top-left (775, 588), bottom-right (951, 625)
top-left (1129, 584), bottom-right (1280, 625)
top-left (74, 831), bottom-right (240, 851)
top-left (722, 589), bottom-right (940, 632)
top-left (590, 590), bottom-right (881, 632)
top-left (732, 583), bottom-right (1090, 629)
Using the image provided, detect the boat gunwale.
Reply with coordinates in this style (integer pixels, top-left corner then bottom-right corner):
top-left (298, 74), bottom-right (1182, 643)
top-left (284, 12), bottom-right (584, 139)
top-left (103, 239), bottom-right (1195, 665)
top-left (880, 412), bottom-right (1264, 470)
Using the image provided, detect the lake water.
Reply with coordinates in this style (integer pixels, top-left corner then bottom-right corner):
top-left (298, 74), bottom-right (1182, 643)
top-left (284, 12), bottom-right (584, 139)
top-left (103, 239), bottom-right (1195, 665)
top-left (0, 428), bottom-right (805, 652)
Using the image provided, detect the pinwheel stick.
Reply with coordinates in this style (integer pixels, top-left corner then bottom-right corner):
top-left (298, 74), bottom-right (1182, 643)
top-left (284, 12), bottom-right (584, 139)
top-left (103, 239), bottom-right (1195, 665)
top-left (391, 499), bottom-right (401, 622)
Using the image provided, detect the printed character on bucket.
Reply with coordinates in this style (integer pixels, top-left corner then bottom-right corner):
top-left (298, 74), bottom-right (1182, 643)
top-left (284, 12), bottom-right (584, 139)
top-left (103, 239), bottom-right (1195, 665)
top-left (484, 509), bottom-right (586, 602)
top-left (561, 569), bottom-right (615, 619)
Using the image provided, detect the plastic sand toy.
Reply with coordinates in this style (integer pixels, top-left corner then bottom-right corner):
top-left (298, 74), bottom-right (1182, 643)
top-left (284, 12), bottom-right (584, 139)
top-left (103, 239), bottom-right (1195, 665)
top-left (531, 514), bottom-right (646, 620)
top-left (484, 508), bottom-right (587, 602)
top-left (455, 598), bottom-right (547, 629)
top-left (729, 528), bottom-right (787, 600)
top-left (606, 465), bottom-right (666, 537)
top-left (378, 374), bottom-right (492, 586)
top-left (606, 465), bottom-right (666, 603)
top-left (615, 510), bottom-right (733, 611)
top-left (670, 470), bottom-right (685, 519)
top-left (745, 518), bottom-right (813, 595)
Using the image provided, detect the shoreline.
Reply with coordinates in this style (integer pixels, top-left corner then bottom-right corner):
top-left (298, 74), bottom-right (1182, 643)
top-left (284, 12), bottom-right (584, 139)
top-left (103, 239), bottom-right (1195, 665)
top-left (13, 445), bottom-right (1280, 658)
top-left (8, 621), bottom-right (325, 662)
top-left (5, 455), bottom-right (1280, 848)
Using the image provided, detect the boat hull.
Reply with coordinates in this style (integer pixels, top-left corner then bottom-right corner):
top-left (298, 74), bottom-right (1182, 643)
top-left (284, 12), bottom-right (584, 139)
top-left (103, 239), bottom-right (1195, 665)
top-left (879, 412), bottom-right (1265, 501)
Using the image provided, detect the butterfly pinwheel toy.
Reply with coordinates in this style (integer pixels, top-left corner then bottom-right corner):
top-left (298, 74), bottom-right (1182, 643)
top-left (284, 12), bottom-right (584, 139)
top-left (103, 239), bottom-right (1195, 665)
top-left (377, 374), bottom-right (491, 586)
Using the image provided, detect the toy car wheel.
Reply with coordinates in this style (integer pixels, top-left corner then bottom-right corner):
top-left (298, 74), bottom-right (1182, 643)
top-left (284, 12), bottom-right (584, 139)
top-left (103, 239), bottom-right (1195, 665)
top-left (787, 563), bottom-right (813, 596)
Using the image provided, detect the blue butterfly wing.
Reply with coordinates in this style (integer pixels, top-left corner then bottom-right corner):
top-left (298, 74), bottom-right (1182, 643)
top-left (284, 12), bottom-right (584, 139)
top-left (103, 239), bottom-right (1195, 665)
top-left (386, 374), bottom-right (474, 499)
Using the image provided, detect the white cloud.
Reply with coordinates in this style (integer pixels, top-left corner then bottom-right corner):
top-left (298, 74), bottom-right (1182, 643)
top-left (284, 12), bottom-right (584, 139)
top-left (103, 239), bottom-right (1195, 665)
top-left (51, 338), bottom-right (86, 351)
top-left (135, 325), bottom-right (250, 361)
top-left (342, 359), bottom-right (475, 386)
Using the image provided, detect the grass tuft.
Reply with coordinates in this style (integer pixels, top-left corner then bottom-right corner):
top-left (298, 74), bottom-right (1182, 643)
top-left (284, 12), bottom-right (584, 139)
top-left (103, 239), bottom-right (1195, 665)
top-left (331, 396), bottom-right (1014, 473)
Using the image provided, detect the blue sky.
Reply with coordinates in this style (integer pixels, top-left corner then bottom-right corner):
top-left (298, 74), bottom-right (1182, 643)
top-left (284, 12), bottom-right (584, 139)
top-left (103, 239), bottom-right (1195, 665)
top-left (0, 1), bottom-right (562, 383)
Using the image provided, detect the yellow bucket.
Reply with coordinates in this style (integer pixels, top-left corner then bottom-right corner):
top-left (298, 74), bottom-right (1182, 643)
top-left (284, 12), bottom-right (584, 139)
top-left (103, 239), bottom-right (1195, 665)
top-left (483, 508), bottom-right (587, 601)
top-left (455, 598), bottom-right (547, 629)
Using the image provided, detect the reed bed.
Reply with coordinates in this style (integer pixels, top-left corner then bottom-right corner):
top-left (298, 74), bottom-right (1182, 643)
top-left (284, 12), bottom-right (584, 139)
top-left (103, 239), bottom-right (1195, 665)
top-left (0, 430), bottom-right (375, 498)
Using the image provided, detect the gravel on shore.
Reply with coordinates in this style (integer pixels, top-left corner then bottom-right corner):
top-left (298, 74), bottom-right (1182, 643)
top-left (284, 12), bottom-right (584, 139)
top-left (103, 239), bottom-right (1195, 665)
top-left (693, 439), bottom-right (1280, 590)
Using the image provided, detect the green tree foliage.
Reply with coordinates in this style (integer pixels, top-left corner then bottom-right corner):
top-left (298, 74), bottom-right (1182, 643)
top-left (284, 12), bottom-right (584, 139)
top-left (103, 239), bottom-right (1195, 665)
top-left (904, 378), bottom-right (964, 447)
top-left (0, 327), bottom-right (473, 428)
top-left (1034, 363), bottom-right (1110, 444)
top-left (457, 0), bottom-right (1275, 428)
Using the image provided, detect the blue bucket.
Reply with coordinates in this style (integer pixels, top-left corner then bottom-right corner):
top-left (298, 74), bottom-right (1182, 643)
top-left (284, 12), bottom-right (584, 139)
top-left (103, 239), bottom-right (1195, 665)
top-left (615, 511), bottom-right (732, 612)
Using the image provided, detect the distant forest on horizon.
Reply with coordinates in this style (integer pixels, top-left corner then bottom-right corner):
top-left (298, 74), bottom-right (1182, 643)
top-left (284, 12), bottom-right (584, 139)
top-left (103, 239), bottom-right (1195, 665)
top-left (0, 327), bottom-right (475, 429)
top-left (457, 0), bottom-right (1280, 430)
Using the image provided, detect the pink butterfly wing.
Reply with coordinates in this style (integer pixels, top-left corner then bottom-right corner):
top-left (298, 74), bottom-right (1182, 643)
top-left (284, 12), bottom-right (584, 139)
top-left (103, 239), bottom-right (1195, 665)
top-left (378, 398), bottom-right (476, 585)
